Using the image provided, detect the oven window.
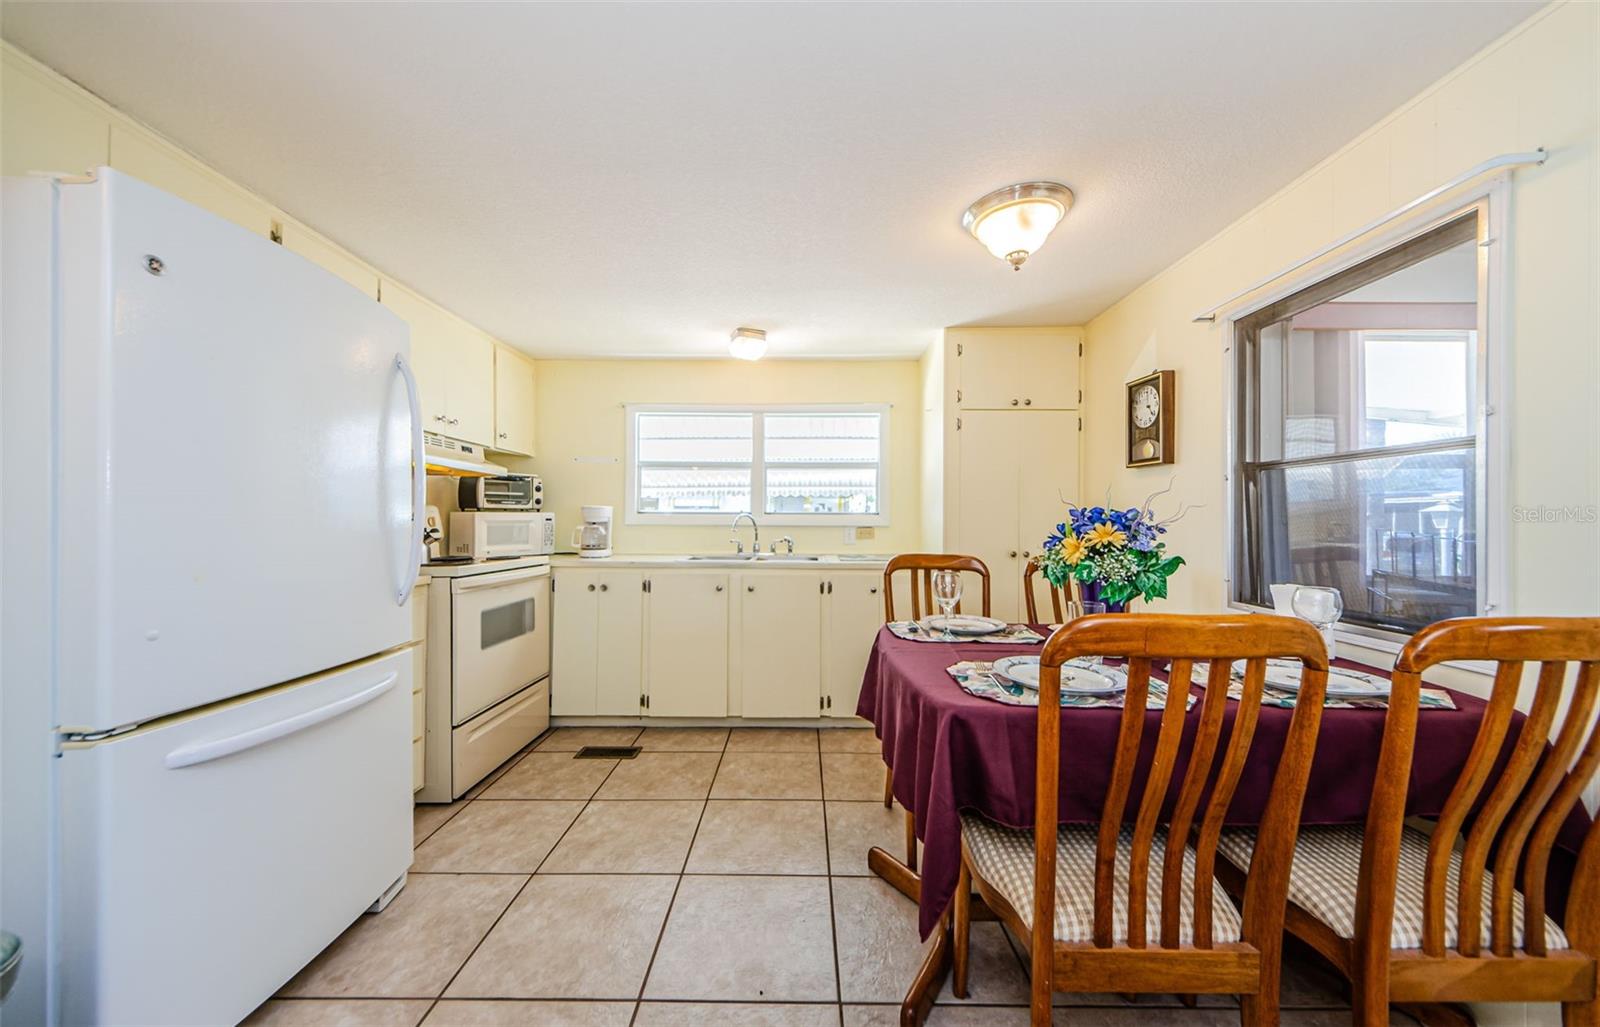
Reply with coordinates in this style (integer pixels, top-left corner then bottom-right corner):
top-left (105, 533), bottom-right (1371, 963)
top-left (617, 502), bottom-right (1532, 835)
top-left (481, 598), bottom-right (535, 649)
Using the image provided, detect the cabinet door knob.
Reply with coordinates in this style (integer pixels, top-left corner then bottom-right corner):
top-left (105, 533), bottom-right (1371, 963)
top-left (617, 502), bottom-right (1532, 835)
top-left (448, 417), bottom-right (460, 425)
top-left (599, 583), bottom-right (608, 592)
top-left (1009, 550), bottom-right (1018, 558)
top-left (1023, 398), bottom-right (1032, 406)
top-left (1010, 398), bottom-right (1019, 406)
top-left (498, 431), bottom-right (508, 439)
top-left (870, 586), bottom-right (878, 594)
top-left (747, 585), bottom-right (755, 592)
top-left (587, 584), bottom-right (596, 592)
top-left (1022, 550), bottom-right (1031, 558)
top-left (715, 584), bottom-right (724, 592)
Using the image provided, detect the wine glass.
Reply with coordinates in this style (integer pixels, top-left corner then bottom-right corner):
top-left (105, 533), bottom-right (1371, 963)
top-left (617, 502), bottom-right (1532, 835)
top-left (932, 570), bottom-right (963, 641)
top-left (1291, 586), bottom-right (1343, 661)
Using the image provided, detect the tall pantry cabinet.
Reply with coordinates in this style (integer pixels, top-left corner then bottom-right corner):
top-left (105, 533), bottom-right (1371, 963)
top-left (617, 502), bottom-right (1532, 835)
top-left (944, 327), bottom-right (1083, 623)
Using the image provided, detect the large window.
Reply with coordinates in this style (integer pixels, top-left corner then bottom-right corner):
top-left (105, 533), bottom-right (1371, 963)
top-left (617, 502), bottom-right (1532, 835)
top-left (1232, 209), bottom-right (1484, 635)
top-left (626, 404), bottom-right (888, 525)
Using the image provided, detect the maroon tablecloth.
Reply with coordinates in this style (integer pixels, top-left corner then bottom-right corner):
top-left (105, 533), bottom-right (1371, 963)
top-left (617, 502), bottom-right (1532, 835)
top-left (857, 625), bottom-right (1591, 938)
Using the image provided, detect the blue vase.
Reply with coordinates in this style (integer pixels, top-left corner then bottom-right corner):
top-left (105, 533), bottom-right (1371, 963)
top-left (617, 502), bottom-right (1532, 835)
top-left (1078, 578), bottom-right (1129, 613)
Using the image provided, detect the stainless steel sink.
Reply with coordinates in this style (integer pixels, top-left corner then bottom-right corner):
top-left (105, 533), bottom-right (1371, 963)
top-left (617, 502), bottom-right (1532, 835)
top-left (684, 554), bottom-right (821, 563)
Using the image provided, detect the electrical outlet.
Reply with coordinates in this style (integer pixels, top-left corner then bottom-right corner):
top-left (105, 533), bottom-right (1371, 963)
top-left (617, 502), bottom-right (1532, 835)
top-left (843, 526), bottom-right (857, 545)
top-left (856, 526), bottom-right (875, 541)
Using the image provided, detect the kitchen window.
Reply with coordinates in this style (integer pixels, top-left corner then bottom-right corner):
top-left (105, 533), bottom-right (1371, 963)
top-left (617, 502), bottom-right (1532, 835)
top-left (625, 404), bottom-right (889, 525)
top-left (1230, 206), bottom-right (1490, 637)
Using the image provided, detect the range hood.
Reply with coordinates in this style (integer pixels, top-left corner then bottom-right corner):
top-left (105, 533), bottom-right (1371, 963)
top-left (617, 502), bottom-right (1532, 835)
top-left (423, 431), bottom-right (507, 477)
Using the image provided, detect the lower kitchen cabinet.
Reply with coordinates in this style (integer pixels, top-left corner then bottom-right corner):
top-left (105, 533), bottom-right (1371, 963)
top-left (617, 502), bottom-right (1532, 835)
top-left (644, 572), bottom-right (729, 717)
top-left (739, 574), bottom-right (823, 718)
top-left (551, 569), bottom-right (643, 716)
top-left (822, 572), bottom-right (883, 717)
top-left (410, 579), bottom-right (429, 791)
top-left (551, 564), bottom-right (883, 721)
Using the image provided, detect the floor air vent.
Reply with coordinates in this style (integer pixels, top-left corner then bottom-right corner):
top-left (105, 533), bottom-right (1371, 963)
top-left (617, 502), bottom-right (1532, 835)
top-left (574, 745), bottom-right (641, 760)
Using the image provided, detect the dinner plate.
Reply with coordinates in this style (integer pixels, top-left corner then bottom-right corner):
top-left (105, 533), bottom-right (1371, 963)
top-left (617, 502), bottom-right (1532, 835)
top-left (923, 614), bottom-right (1007, 636)
top-left (1230, 658), bottom-right (1391, 698)
top-left (991, 656), bottom-right (1126, 696)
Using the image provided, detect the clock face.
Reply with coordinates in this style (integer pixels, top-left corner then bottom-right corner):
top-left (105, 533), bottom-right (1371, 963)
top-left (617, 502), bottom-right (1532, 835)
top-left (1131, 383), bottom-right (1161, 429)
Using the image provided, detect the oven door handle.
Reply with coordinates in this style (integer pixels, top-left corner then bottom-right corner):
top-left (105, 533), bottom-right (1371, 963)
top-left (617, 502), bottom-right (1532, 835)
top-left (452, 567), bottom-right (549, 593)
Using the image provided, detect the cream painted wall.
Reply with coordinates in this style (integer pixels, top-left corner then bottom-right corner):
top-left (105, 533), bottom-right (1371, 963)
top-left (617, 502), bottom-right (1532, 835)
top-left (530, 359), bottom-right (922, 555)
top-left (1083, 2), bottom-right (1598, 638)
top-left (918, 335), bottom-right (946, 549)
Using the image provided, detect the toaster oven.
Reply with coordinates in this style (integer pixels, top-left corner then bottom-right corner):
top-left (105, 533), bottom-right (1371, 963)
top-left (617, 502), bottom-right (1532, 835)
top-left (458, 474), bottom-right (542, 511)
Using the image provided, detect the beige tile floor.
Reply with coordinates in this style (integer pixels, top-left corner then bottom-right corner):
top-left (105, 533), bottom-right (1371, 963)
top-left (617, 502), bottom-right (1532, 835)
top-left (247, 726), bottom-right (1372, 1027)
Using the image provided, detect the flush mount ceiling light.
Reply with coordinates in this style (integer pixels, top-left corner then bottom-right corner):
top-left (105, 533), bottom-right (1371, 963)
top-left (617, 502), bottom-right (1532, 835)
top-left (961, 181), bottom-right (1075, 270)
top-left (729, 326), bottom-right (768, 361)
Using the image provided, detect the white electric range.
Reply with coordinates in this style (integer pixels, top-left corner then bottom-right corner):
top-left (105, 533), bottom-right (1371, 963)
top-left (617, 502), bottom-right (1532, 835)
top-left (416, 556), bottom-right (551, 802)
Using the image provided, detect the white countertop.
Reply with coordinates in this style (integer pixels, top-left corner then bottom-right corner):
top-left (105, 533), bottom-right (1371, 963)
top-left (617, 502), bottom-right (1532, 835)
top-left (548, 552), bottom-right (892, 570)
top-left (418, 555), bottom-right (551, 579)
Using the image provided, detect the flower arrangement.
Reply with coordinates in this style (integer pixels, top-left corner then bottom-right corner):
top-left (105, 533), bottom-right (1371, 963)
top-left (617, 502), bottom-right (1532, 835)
top-left (1039, 488), bottom-right (1188, 609)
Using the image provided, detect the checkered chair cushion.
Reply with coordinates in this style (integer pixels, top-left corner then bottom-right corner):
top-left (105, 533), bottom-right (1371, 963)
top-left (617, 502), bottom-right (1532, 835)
top-left (961, 813), bottom-right (1243, 945)
top-left (1217, 825), bottom-right (1568, 951)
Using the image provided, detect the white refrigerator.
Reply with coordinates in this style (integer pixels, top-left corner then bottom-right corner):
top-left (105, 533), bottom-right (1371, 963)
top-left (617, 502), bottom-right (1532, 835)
top-left (1, 169), bottom-right (425, 1026)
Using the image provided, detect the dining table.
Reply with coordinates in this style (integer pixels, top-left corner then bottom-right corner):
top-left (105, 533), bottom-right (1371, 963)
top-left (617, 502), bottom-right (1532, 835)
top-left (855, 620), bottom-right (1592, 1022)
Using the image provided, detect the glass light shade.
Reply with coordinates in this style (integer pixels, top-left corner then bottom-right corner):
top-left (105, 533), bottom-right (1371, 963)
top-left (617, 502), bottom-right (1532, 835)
top-left (962, 182), bottom-right (1074, 270)
top-left (728, 328), bottom-right (767, 361)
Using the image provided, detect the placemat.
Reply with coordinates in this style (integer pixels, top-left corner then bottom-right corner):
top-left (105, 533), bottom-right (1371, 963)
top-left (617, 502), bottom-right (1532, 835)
top-left (1222, 681), bottom-right (1458, 710)
top-left (889, 621), bottom-right (1045, 645)
top-left (947, 660), bottom-right (1195, 709)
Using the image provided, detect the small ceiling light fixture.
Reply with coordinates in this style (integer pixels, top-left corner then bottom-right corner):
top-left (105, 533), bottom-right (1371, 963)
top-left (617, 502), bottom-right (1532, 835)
top-left (728, 326), bottom-right (768, 361)
top-left (961, 181), bottom-right (1075, 270)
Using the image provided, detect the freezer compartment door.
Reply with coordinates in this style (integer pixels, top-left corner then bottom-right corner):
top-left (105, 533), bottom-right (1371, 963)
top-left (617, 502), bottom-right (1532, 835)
top-left (55, 169), bottom-right (415, 729)
top-left (57, 650), bottom-right (413, 1027)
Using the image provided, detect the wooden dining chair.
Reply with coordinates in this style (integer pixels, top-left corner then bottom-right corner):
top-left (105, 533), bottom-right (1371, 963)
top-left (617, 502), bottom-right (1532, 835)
top-left (1215, 616), bottom-right (1600, 1026)
top-left (1023, 557), bottom-right (1071, 624)
top-left (952, 613), bottom-right (1329, 1025)
top-left (882, 553), bottom-right (992, 623)
top-left (879, 554), bottom-right (993, 870)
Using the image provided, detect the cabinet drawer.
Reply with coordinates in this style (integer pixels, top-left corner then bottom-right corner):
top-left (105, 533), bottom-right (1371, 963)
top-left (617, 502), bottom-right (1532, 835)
top-left (450, 677), bottom-right (548, 799)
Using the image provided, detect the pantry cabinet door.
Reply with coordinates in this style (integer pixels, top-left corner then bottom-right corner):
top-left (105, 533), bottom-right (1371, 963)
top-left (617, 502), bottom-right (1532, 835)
top-left (645, 573), bottom-right (729, 717)
top-left (739, 573), bottom-right (822, 718)
top-left (955, 411), bottom-right (1022, 623)
top-left (593, 571), bottom-right (644, 716)
top-left (447, 325), bottom-right (496, 447)
top-left (380, 282), bottom-right (452, 430)
top-left (955, 328), bottom-right (1081, 411)
top-left (1019, 411), bottom-right (1081, 598)
top-left (493, 346), bottom-right (537, 456)
top-left (550, 572), bottom-right (599, 716)
top-left (823, 573), bottom-right (884, 718)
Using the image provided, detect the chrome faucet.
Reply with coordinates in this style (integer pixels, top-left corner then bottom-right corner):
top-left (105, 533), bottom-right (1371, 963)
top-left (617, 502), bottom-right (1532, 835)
top-left (730, 512), bottom-right (759, 555)
top-left (770, 536), bottom-right (795, 555)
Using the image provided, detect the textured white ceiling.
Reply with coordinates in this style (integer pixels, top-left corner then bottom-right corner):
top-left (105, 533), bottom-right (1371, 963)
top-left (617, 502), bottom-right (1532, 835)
top-left (2, 2), bottom-right (1537, 358)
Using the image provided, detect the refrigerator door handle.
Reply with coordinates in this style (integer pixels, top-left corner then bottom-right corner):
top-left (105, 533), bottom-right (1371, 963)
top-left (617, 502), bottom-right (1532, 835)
top-left (163, 672), bottom-right (399, 769)
top-left (395, 353), bottom-right (426, 606)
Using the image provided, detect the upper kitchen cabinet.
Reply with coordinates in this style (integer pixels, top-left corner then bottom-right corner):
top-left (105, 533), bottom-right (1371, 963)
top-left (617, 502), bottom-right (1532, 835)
top-left (1, 56), bottom-right (110, 178)
top-left (492, 345), bottom-right (538, 456)
top-left (379, 280), bottom-right (495, 446)
top-left (280, 219), bottom-right (379, 299)
top-left (952, 326), bottom-right (1082, 410)
top-left (108, 126), bottom-right (276, 237)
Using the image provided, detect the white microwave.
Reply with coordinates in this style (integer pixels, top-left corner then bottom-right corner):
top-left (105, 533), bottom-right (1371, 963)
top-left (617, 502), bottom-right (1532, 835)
top-left (448, 511), bottom-right (556, 560)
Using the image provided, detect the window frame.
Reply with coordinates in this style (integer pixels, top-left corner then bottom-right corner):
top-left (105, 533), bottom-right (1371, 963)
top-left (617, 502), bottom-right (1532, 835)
top-left (623, 402), bottom-right (891, 527)
top-left (1222, 184), bottom-right (1508, 649)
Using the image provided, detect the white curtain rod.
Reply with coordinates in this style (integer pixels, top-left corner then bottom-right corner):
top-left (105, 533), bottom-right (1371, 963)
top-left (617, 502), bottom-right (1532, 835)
top-left (1191, 147), bottom-right (1547, 324)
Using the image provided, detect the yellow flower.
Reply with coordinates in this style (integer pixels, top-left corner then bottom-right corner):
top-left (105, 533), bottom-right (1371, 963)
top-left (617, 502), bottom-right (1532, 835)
top-left (1062, 536), bottom-right (1088, 565)
top-left (1085, 523), bottom-right (1127, 548)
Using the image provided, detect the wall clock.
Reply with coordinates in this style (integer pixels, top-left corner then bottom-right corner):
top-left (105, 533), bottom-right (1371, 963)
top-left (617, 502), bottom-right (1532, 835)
top-left (1126, 369), bottom-right (1174, 467)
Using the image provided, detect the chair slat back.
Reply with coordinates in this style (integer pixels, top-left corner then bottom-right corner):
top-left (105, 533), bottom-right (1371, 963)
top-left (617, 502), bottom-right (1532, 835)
top-left (1364, 617), bottom-right (1600, 963)
top-left (1023, 558), bottom-right (1070, 624)
top-left (1036, 614), bottom-right (1328, 955)
top-left (882, 554), bottom-right (991, 622)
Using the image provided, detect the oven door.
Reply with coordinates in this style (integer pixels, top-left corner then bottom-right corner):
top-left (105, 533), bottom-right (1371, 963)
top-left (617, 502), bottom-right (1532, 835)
top-left (450, 566), bottom-right (551, 724)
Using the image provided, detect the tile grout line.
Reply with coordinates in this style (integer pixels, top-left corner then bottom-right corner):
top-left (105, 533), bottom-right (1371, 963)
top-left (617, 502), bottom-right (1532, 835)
top-left (625, 729), bottom-right (727, 1026)
top-left (413, 728), bottom-right (636, 1023)
top-left (819, 742), bottom-right (846, 1018)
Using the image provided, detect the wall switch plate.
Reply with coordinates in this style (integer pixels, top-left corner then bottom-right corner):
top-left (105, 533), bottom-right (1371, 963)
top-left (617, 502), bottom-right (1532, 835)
top-left (856, 526), bottom-right (875, 541)
top-left (843, 526), bottom-right (857, 545)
